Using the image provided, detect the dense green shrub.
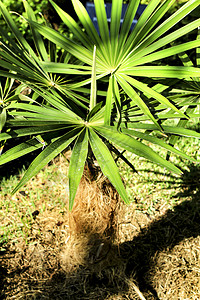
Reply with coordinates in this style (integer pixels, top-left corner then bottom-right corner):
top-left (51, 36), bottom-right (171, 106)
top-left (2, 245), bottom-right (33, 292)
top-left (1, 0), bottom-right (48, 33)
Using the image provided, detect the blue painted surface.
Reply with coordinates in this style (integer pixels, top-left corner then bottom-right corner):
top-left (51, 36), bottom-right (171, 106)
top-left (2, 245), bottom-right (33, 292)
top-left (86, 2), bottom-right (146, 34)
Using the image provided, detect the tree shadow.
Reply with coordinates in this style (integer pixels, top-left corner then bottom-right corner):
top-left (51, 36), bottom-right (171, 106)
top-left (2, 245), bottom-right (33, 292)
top-left (1, 163), bottom-right (200, 299)
top-left (0, 261), bottom-right (7, 300)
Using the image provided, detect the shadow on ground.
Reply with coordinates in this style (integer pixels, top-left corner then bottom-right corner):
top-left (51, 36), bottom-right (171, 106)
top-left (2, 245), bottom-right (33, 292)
top-left (1, 163), bottom-right (200, 299)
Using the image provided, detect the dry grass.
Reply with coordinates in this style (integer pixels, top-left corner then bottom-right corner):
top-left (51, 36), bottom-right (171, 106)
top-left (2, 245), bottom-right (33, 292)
top-left (1, 151), bottom-right (200, 299)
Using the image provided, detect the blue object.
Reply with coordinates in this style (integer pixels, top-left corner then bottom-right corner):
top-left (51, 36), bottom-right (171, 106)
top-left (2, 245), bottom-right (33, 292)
top-left (86, 2), bottom-right (146, 34)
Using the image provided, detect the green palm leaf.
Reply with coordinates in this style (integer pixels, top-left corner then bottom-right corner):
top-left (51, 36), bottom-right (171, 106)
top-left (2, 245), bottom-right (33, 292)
top-left (40, 62), bottom-right (92, 75)
top-left (124, 40), bottom-right (200, 68)
top-left (94, 0), bottom-right (110, 57)
top-left (124, 66), bottom-right (200, 79)
top-left (27, 20), bottom-right (93, 65)
top-left (197, 26), bottom-right (200, 67)
top-left (71, 0), bottom-right (101, 47)
top-left (121, 127), bottom-right (196, 163)
top-left (0, 139), bottom-right (44, 165)
top-left (90, 46), bottom-right (97, 111)
top-left (120, 74), bottom-right (188, 119)
top-left (128, 18), bottom-right (200, 65)
top-left (68, 128), bottom-right (89, 210)
top-left (12, 128), bottom-right (81, 194)
top-left (93, 125), bottom-right (182, 174)
top-left (23, 0), bottom-right (48, 61)
top-left (49, 0), bottom-right (93, 50)
top-left (110, 0), bottom-right (122, 60)
top-left (6, 102), bottom-right (82, 122)
top-left (0, 108), bottom-right (6, 132)
top-left (89, 128), bottom-right (129, 204)
top-left (104, 75), bottom-right (113, 125)
top-left (132, 0), bottom-right (200, 53)
top-left (116, 75), bottom-right (162, 129)
top-left (118, 0), bottom-right (140, 50)
top-left (126, 0), bottom-right (175, 52)
top-left (0, 125), bottom-right (72, 142)
top-left (124, 123), bottom-right (200, 139)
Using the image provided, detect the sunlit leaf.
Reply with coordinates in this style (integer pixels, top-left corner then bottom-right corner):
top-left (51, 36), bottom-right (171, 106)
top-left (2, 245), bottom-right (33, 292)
top-left (89, 128), bottom-right (129, 204)
top-left (68, 128), bottom-right (88, 210)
